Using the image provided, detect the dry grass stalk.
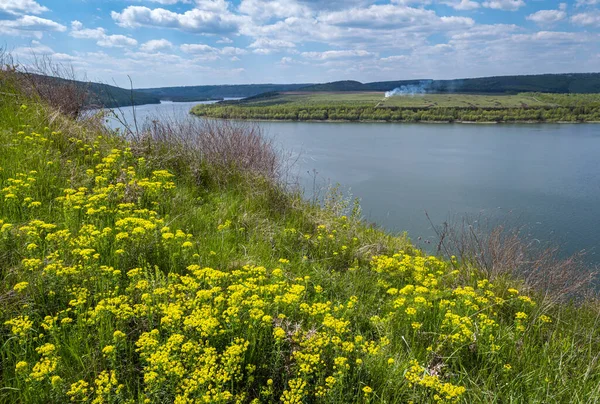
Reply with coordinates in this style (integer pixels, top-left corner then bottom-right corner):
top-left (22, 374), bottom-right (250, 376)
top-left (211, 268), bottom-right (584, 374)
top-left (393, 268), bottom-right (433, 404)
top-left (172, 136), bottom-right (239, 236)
top-left (432, 214), bottom-right (598, 304)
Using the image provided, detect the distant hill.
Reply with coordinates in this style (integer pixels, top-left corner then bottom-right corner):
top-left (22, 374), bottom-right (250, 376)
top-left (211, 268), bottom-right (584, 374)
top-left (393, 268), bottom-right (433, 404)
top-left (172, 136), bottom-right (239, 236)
top-left (85, 81), bottom-right (161, 108)
top-left (25, 74), bottom-right (162, 108)
top-left (137, 84), bottom-right (313, 102)
top-left (299, 80), bottom-right (368, 92)
top-left (299, 74), bottom-right (600, 94)
top-left (47, 72), bottom-right (600, 109)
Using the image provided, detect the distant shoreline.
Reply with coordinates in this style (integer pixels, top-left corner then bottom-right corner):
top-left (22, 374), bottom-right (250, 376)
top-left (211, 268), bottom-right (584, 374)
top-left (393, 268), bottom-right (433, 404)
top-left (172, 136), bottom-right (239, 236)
top-left (188, 115), bottom-right (599, 125)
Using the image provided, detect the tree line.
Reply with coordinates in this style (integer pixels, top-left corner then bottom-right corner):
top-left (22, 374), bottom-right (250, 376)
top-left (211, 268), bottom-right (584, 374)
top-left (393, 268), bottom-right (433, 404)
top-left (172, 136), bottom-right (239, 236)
top-left (191, 104), bottom-right (600, 123)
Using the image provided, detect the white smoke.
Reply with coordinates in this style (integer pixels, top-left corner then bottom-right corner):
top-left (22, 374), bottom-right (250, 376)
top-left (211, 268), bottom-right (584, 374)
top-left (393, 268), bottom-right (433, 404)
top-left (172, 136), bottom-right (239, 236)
top-left (384, 81), bottom-right (431, 97)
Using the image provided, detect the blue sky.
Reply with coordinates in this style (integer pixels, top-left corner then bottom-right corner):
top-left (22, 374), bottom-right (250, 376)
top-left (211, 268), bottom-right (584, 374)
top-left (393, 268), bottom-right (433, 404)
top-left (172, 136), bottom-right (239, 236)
top-left (1, 0), bottom-right (599, 87)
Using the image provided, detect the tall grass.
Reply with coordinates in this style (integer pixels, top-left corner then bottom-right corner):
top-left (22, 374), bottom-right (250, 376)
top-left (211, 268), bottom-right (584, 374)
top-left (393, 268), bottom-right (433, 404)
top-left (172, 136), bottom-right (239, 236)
top-left (132, 116), bottom-right (286, 186)
top-left (431, 215), bottom-right (598, 303)
top-left (1, 60), bottom-right (600, 404)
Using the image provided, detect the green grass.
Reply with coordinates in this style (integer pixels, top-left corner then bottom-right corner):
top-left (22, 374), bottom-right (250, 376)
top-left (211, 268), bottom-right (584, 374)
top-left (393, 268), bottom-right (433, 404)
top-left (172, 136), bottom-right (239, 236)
top-left (378, 93), bottom-right (550, 108)
top-left (2, 79), bottom-right (600, 403)
top-left (241, 92), bottom-right (552, 109)
top-left (193, 91), bottom-right (600, 122)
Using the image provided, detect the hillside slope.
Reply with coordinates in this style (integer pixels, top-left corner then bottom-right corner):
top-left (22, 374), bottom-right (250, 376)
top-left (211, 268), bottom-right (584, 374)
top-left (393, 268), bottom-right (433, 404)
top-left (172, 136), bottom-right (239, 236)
top-left (1, 77), bottom-right (600, 403)
top-left (26, 73), bottom-right (161, 108)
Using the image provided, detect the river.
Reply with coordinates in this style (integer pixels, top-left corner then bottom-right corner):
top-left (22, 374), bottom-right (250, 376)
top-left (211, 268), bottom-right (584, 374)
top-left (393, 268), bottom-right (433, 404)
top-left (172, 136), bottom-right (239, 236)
top-left (96, 101), bottom-right (600, 263)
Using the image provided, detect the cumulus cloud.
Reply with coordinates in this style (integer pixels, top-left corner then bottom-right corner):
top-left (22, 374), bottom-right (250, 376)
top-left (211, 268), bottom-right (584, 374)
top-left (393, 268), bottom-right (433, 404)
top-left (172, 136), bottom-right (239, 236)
top-left (571, 11), bottom-right (600, 26)
top-left (180, 43), bottom-right (246, 59)
top-left (13, 39), bottom-right (53, 55)
top-left (301, 49), bottom-right (375, 59)
top-left (575, 0), bottom-right (599, 7)
top-left (180, 43), bottom-right (218, 53)
top-left (444, 0), bottom-right (481, 10)
top-left (0, 0), bottom-right (48, 16)
top-left (526, 4), bottom-right (567, 24)
top-left (0, 15), bottom-right (66, 37)
top-left (511, 30), bottom-right (593, 43)
top-left (99, 35), bottom-right (138, 48)
top-left (220, 46), bottom-right (248, 55)
top-left (380, 55), bottom-right (409, 62)
top-left (482, 0), bottom-right (525, 11)
top-left (298, 0), bottom-right (370, 10)
top-left (140, 38), bottom-right (173, 52)
top-left (248, 37), bottom-right (296, 54)
top-left (111, 5), bottom-right (242, 34)
top-left (70, 20), bottom-right (138, 48)
top-left (320, 4), bottom-right (474, 30)
top-left (127, 0), bottom-right (192, 3)
top-left (238, 0), bottom-right (311, 21)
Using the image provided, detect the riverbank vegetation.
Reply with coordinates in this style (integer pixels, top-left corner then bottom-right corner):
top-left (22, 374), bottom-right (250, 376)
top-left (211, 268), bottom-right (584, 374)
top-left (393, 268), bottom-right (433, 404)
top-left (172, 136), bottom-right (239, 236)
top-left (191, 92), bottom-right (600, 123)
top-left (2, 61), bottom-right (600, 403)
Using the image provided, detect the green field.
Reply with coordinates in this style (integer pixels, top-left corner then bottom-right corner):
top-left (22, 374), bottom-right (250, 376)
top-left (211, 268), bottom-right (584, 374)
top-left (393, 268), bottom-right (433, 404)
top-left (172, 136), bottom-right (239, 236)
top-left (192, 91), bottom-right (600, 123)
top-left (378, 93), bottom-right (550, 108)
top-left (236, 92), bottom-right (384, 107)
top-left (242, 92), bottom-right (552, 109)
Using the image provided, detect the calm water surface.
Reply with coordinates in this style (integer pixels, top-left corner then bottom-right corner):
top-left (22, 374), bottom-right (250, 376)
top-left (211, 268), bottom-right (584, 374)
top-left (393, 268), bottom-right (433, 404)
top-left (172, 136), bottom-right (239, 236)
top-left (102, 102), bottom-right (600, 263)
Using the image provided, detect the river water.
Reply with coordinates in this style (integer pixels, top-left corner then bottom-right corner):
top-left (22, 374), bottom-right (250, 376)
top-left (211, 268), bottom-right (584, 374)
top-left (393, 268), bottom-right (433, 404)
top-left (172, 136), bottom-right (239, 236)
top-left (97, 101), bottom-right (600, 263)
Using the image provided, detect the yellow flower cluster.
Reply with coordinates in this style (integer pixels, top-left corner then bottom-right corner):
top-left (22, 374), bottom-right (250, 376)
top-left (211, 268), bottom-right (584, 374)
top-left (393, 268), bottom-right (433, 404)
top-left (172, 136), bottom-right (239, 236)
top-left (405, 360), bottom-right (466, 402)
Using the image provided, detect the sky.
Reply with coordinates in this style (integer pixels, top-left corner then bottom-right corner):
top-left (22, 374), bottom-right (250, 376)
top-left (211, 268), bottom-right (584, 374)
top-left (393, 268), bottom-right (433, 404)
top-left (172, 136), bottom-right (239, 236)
top-left (1, 0), bottom-right (599, 88)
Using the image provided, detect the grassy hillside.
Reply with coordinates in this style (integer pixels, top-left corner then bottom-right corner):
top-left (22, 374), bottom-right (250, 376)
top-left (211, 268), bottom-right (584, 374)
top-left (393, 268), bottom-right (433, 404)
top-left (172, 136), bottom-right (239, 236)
top-left (192, 92), bottom-right (600, 122)
top-left (26, 74), bottom-right (161, 109)
top-left (1, 72), bottom-right (600, 403)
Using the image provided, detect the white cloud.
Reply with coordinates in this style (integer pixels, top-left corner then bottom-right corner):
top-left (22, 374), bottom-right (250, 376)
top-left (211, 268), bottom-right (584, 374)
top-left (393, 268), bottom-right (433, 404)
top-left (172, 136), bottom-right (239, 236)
top-left (0, 0), bottom-right (48, 16)
top-left (127, 0), bottom-right (191, 3)
top-left (0, 15), bottom-right (66, 37)
top-left (301, 49), bottom-right (375, 59)
top-left (526, 5), bottom-right (567, 25)
top-left (571, 11), bottom-right (600, 26)
top-left (511, 31), bottom-right (593, 43)
top-left (70, 21), bottom-right (105, 39)
top-left (380, 55), bottom-right (409, 62)
top-left (217, 37), bottom-right (233, 43)
top-left (444, 0), bottom-right (481, 10)
top-left (320, 4), bottom-right (474, 30)
top-left (98, 35), bottom-right (138, 48)
top-left (575, 0), bottom-right (599, 7)
top-left (140, 38), bottom-right (173, 52)
top-left (71, 20), bottom-right (83, 31)
top-left (450, 23), bottom-right (518, 42)
top-left (13, 39), bottom-right (53, 55)
top-left (180, 43), bottom-right (247, 59)
top-left (220, 46), bottom-right (248, 55)
top-left (239, 0), bottom-right (311, 21)
top-left (249, 38), bottom-right (295, 49)
top-left (111, 5), bottom-right (243, 34)
top-left (482, 0), bottom-right (525, 11)
top-left (180, 43), bottom-right (218, 53)
top-left (248, 38), bottom-right (296, 54)
top-left (70, 21), bottom-right (138, 48)
top-left (298, 0), bottom-right (370, 10)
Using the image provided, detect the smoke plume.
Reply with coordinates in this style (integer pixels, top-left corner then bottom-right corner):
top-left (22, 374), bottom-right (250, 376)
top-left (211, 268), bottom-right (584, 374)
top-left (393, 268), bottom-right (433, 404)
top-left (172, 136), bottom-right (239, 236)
top-left (385, 80), bottom-right (433, 97)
